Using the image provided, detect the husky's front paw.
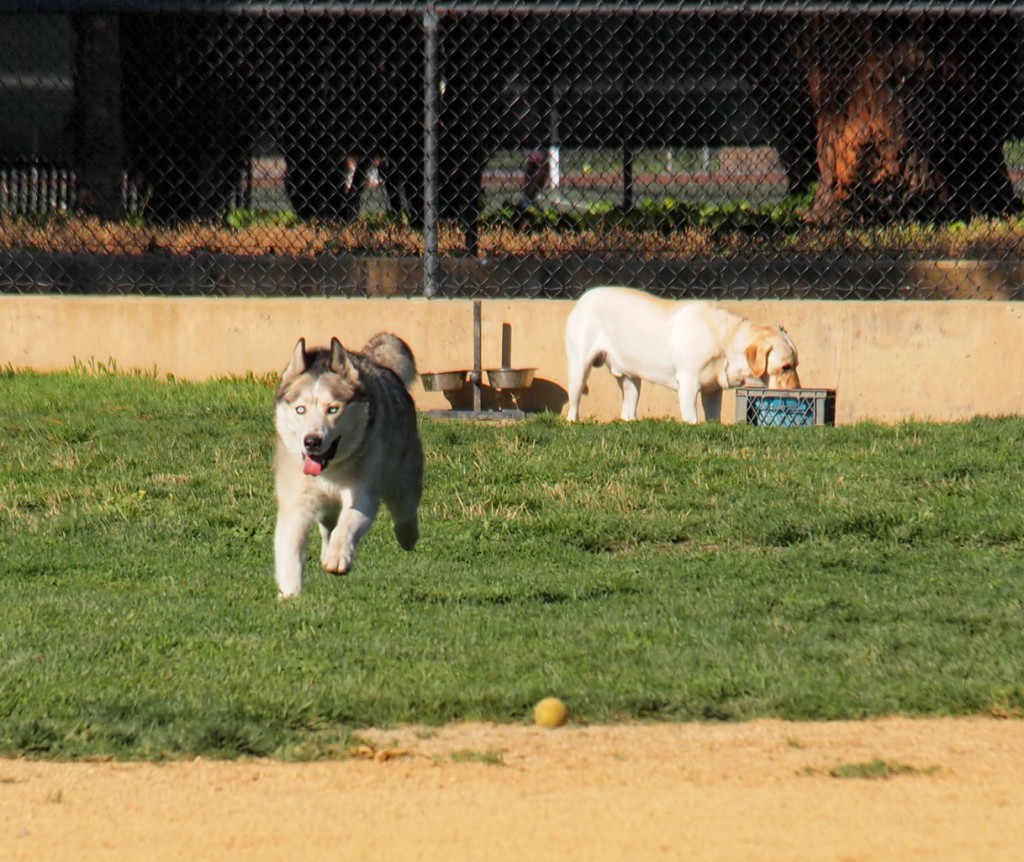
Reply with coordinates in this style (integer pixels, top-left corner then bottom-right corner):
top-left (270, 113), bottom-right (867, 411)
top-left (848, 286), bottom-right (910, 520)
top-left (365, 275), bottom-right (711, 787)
top-left (321, 547), bottom-right (353, 576)
top-left (321, 511), bottom-right (371, 576)
top-left (274, 568), bottom-right (304, 599)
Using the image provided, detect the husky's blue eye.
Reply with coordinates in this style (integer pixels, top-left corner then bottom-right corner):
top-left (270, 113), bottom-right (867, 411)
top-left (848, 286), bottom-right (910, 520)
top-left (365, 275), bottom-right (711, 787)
top-left (327, 406), bottom-right (340, 415)
top-left (295, 405), bottom-right (306, 415)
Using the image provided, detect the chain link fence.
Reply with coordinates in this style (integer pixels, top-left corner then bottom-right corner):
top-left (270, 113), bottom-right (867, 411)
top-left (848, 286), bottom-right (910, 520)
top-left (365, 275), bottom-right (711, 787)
top-left (2, 1), bottom-right (1024, 298)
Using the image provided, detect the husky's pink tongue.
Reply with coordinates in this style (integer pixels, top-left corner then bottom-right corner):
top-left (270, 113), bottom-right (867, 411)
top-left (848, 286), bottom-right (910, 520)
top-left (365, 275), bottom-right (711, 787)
top-left (303, 455), bottom-right (323, 476)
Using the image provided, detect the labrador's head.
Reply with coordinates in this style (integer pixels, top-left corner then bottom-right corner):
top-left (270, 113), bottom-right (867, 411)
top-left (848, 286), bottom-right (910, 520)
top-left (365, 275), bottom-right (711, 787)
top-left (745, 326), bottom-right (801, 390)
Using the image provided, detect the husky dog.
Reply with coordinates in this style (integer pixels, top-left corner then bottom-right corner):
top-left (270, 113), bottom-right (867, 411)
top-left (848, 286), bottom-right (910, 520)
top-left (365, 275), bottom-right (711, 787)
top-left (273, 333), bottom-right (423, 598)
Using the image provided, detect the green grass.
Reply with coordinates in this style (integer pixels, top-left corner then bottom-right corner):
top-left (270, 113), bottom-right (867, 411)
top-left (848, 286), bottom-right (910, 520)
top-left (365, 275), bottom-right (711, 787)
top-left (2, 369), bottom-right (1024, 761)
top-left (825, 759), bottom-right (940, 780)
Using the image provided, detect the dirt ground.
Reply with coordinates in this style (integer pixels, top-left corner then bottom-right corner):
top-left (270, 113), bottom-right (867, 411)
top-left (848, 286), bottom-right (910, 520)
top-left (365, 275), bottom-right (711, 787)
top-left (3, 717), bottom-right (1023, 862)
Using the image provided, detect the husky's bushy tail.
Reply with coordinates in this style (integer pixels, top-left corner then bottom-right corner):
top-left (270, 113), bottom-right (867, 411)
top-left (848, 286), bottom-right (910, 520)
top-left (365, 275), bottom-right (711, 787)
top-left (362, 333), bottom-right (418, 389)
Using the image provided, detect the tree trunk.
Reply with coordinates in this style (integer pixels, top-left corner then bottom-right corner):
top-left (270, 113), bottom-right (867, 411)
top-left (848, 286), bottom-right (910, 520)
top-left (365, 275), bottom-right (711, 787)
top-left (71, 14), bottom-right (124, 221)
top-left (723, 17), bottom-right (818, 197)
top-left (798, 14), bottom-right (1021, 224)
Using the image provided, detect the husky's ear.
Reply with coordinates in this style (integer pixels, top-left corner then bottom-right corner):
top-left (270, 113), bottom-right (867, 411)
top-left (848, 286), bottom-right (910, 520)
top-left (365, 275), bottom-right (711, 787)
top-left (329, 337), bottom-right (354, 376)
top-left (284, 338), bottom-right (308, 377)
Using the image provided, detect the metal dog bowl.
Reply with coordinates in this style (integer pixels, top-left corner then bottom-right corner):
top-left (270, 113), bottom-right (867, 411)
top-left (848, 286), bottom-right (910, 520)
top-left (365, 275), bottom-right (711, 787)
top-left (420, 370), bottom-right (469, 392)
top-left (485, 367), bottom-right (536, 391)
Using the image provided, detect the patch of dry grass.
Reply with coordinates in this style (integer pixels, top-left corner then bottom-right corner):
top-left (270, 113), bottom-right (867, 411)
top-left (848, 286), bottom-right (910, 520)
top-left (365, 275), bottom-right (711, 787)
top-left (4, 211), bottom-right (1024, 262)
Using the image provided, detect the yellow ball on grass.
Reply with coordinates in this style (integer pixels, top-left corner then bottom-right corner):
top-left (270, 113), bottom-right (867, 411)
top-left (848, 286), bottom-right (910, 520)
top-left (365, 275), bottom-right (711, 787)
top-left (533, 697), bottom-right (569, 728)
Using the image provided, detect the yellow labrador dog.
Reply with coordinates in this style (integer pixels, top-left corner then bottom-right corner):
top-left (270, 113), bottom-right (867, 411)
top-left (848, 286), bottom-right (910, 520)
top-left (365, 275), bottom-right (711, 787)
top-left (565, 286), bottom-right (801, 423)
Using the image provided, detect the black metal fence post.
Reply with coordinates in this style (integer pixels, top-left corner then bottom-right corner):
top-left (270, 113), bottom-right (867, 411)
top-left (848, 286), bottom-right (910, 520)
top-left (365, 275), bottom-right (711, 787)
top-left (423, 3), bottom-right (441, 298)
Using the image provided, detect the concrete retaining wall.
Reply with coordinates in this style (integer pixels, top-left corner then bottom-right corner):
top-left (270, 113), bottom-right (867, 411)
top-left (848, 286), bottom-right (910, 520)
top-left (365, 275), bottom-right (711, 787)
top-left (3, 294), bottom-right (1022, 424)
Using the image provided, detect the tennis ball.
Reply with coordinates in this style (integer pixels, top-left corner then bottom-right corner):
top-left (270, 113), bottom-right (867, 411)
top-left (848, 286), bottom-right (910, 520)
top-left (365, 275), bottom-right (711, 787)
top-left (533, 697), bottom-right (569, 728)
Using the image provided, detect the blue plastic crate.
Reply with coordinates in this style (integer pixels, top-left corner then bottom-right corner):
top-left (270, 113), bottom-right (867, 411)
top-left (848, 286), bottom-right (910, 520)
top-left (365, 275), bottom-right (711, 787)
top-left (735, 388), bottom-right (836, 427)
